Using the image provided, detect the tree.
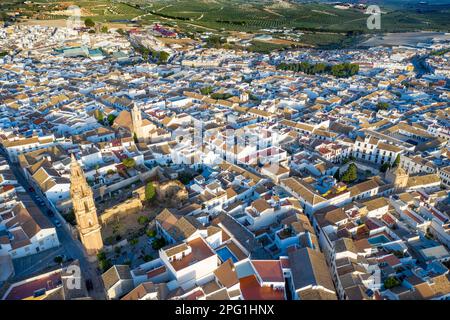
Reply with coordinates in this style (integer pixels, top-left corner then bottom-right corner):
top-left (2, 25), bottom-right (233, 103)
top-left (159, 51), bottom-right (169, 63)
top-left (97, 251), bottom-right (112, 272)
top-left (376, 102), bottom-right (389, 111)
top-left (84, 18), bottom-right (95, 28)
top-left (133, 132), bottom-right (138, 144)
top-left (64, 211), bottom-right (76, 225)
top-left (152, 237), bottom-right (166, 250)
top-left (384, 277), bottom-right (401, 289)
top-left (99, 259), bottom-right (112, 272)
top-left (380, 162), bottom-right (391, 173)
top-left (341, 163), bottom-right (358, 183)
top-left (94, 109), bottom-right (104, 123)
top-left (393, 154), bottom-right (400, 168)
top-left (97, 251), bottom-right (106, 261)
top-left (107, 114), bottom-right (116, 126)
top-left (146, 229), bottom-right (157, 238)
top-left (179, 172), bottom-right (193, 185)
top-left (200, 86), bottom-right (213, 95)
top-left (101, 25), bottom-right (108, 33)
top-left (145, 182), bottom-right (156, 202)
top-left (122, 158), bottom-right (136, 169)
top-left (137, 215), bottom-right (149, 225)
top-left (333, 169), bottom-right (340, 181)
top-left (54, 256), bottom-right (64, 264)
top-left (278, 61), bottom-right (358, 78)
top-left (206, 35), bottom-right (225, 48)
top-left (143, 255), bottom-right (153, 262)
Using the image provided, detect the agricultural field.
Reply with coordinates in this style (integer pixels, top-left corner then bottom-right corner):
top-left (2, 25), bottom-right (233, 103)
top-left (1, 0), bottom-right (449, 49)
top-left (128, 0), bottom-right (450, 33)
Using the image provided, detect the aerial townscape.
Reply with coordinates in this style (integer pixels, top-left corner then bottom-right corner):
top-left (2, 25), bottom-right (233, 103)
top-left (0, 0), bottom-right (449, 303)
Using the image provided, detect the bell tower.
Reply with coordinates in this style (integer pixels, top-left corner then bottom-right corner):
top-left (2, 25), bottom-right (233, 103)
top-left (131, 103), bottom-right (143, 141)
top-left (385, 164), bottom-right (409, 190)
top-left (70, 154), bottom-right (103, 257)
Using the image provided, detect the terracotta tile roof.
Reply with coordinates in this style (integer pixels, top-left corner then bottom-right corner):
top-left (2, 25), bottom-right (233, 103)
top-left (121, 282), bottom-right (168, 300)
top-left (169, 237), bottom-right (215, 272)
top-left (288, 247), bottom-right (335, 294)
top-left (214, 259), bottom-right (239, 288)
top-left (239, 275), bottom-right (284, 300)
top-left (251, 260), bottom-right (284, 283)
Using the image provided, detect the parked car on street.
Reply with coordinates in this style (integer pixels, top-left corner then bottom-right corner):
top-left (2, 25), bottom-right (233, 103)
top-left (53, 219), bottom-right (62, 228)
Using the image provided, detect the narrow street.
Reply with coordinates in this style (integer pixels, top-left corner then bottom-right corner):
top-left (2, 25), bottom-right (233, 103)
top-left (1, 149), bottom-right (106, 300)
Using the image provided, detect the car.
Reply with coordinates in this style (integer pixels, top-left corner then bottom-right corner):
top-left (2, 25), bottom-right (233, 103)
top-left (28, 187), bottom-right (35, 192)
top-left (54, 254), bottom-right (66, 263)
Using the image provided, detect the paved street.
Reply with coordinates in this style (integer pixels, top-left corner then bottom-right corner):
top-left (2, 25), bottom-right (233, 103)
top-left (1, 149), bottom-right (105, 299)
top-left (13, 246), bottom-right (65, 279)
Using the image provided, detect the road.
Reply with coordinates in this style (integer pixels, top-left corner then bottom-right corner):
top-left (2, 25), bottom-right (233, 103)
top-left (0, 149), bottom-right (106, 299)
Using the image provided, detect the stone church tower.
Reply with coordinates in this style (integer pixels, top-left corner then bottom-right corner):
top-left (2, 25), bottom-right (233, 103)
top-left (131, 103), bottom-right (143, 141)
top-left (385, 164), bottom-right (409, 190)
top-left (70, 154), bottom-right (103, 257)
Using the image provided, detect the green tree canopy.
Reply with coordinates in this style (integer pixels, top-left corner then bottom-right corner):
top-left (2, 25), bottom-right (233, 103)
top-left (341, 163), bottom-right (358, 183)
top-left (380, 162), bottom-right (391, 173)
top-left (393, 154), bottom-right (400, 168)
top-left (107, 114), bottom-right (116, 126)
top-left (200, 86), bottom-right (213, 95)
top-left (85, 18), bottom-right (95, 28)
top-left (122, 158), bottom-right (136, 169)
top-left (146, 229), bottom-right (157, 238)
top-left (159, 51), bottom-right (170, 63)
top-left (384, 277), bottom-right (401, 289)
top-left (54, 256), bottom-right (63, 264)
top-left (145, 182), bottom-right (156, 202)
top-left (137, 215), bottom-right (149, 225)
top-left (376, 102), bottom-right (389, 111)
top-left (152, 237), bottom-right (166, 250)
top-left (277, 61), bottom-right (359, 78)
top-left (333, 169), bottom-right (340, 181)
top-left (94, 109), bottom-right (104, 123)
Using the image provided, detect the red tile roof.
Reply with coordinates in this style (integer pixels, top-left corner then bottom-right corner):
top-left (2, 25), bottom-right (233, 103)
top-left (184, 289), bottom-right (204, 300)
top-left (378, 254), bottom-right (401, 267)
top-left (280, 257), bottom-right (290, 269)
top-left (251, 260), bottom-right (284, 283)
top-left (239, 275), bottom-right (285, 300)
top-left (146, 266), bottom-right (166, 279)
top-left (4, 271), bottom-right (62, 300)
top-left (170, 237), bottom-right (215, 271)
